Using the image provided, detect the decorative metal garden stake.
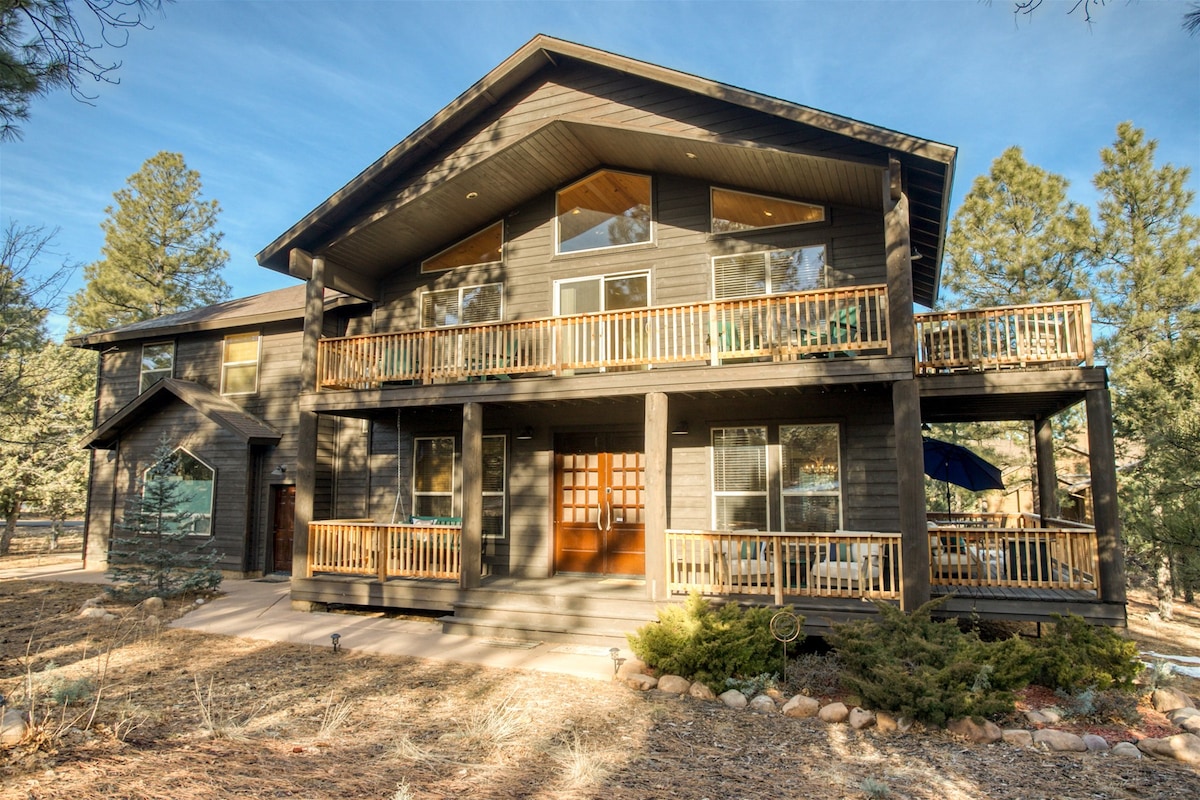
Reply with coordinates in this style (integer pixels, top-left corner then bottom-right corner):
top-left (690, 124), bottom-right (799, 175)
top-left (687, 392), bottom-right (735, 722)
top-left (769, 610), bottom-right (801, 678)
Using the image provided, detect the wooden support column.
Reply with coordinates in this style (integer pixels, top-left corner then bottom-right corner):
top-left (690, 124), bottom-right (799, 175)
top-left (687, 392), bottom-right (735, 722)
top-left (1034, 415), bottom-right (1059, 521)
top-left (884, 156), bottom-right (916, 360)
top-left (644, 392), bottom-right (669, 601)
top-left (460, 402), bottom-right (483, 590)
top-left (1086, 387), bottom-right (1126, 604)
top-left (292, 255), bottom-right (325, 581)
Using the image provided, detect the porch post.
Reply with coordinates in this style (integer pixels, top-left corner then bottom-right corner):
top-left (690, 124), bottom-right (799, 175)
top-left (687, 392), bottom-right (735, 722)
top-left (1034, 415), bottom-right (1059, 521)
top-left (884, 157), bottom-right (928, 611)
top-left (292, 254), bottom-right (325, 582)
top-left (644, 391), bottom-right (669, 601)
top-left (1086, 386), bottom-right (1126, 604)
top-left (460, 402), bottom-right (483, 590)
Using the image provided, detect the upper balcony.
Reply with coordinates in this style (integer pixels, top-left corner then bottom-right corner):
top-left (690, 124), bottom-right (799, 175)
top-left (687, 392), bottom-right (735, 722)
top-left (315, 290), bottom-right (1094, 390)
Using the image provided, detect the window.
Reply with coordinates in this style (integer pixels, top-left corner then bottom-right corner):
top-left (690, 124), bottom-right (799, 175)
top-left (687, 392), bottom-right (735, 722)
top-left (140, 342), bottom-right (174, 392)
top-left (712, 426), bottom-right (769, 530)
top-left (712, 246), bottom-right (827, 300)
top-left (221, 332), bottom-right (260, 395)
top-left (780, 424), bottom-right (842, 532)
top-left (144, 448), bottom-right (214, 536)
top-left (421, 283), bottom-right (503, 328)
top-left (556, 170), bottom-right (652, 254)
top-left (422, 221), bottom-right (503, 274)
top-left (711, 188), bottom-right (824, 234)
top-left (554, 271), bottom-right (650, 315)
top-left (413, 436), bottom-right (455, 518)
top-left (482, 435), bottom-right (506, 539)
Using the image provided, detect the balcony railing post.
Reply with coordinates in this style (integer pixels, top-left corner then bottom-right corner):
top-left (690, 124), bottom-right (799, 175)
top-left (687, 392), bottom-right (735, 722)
top-left (376, 526), bottom-right (387, 583)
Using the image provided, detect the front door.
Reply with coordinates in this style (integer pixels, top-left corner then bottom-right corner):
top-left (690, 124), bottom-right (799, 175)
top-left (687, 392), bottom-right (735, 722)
top-left (271, 484), bottom-right (295, 573)
top-left (554, 432), bottom-right (645, 576)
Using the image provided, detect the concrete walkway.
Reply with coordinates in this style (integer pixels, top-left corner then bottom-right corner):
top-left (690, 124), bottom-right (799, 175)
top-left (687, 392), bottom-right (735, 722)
top-left (0, 563), bottom-right (627, 681)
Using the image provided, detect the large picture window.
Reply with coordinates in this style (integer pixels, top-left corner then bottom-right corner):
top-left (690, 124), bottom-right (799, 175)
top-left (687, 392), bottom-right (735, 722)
top-left (413, 436), bottom-right (455, 518)
top-left (713, 246), bottom-right (827, 300)
top-left (421, 283), bottom-right (503, 328)
top-left (712, 426), bottom-right (769, 531)
top-left (221, 332), bottom-right (260, 395)
top-left (780, 424), bottom-right (842, 532)
top-left (140, 342), bottom-right (174, 393)
top-left (711, 188), bottom-right (824, 234)
top-left (144, 448), bottom-right (214, 536)
top-left (422, 221), bottom-right (503, 274)
top-left (556, 170), bottom-right (652, 254)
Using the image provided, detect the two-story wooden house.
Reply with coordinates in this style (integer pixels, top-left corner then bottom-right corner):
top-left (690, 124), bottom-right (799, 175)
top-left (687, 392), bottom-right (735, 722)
top-left (77, 36), bottom-right (1126, 640)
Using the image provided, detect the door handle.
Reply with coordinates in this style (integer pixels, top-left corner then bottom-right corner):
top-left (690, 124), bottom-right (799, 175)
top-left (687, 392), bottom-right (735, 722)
top-left (596, 498), bottom-right (604, 531)
top-left (606, 500), bottom-right (614, 532)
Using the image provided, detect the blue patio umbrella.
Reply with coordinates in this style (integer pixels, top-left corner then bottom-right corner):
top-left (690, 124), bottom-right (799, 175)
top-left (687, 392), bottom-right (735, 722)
top-left (922, 436), bottom-right (1004, 518)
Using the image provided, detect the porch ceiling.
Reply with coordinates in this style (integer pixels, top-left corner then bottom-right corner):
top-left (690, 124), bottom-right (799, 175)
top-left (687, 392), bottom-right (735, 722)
top-left (918, 367), bottom-right (1108, 422)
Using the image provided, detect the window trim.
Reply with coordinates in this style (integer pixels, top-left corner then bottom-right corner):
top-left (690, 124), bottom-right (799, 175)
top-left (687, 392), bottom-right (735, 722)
top-left (711, 245), bottom-right (829, 301)
top-left (779, 423), bottom-right (844, 533)
top-left (420, 282), bottom-right (504, 329)
top-left (140, 341), bottom-right (174, 393)
top-left (421, 221), bottom-right (504, 274)
top-left (555, 169), bottom-right (654, 256)
top-left (710, 187), bottom-right (825, 235)
top-left (220, 332), bottom-right (261, 396)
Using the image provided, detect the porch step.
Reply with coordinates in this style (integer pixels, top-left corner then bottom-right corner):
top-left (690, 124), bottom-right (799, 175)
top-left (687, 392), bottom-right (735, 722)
top-left (441, 591), bottom-right (661, 646)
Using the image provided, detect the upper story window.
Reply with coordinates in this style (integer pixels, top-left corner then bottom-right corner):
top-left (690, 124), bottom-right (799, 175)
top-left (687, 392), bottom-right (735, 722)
top-left (556, 170), bottom-right (652, 254)
top-left (221, 332), bottom-right (260, 395)
top-left (143, 447), bottom-right (214, 536)
top-left (421, 283), bottom-right (503, 328)
top-left (422, 221), bottom-right (503, 274)
top-left (711, 188), bottom-right (825, 234)
top-left (712, 245), bottom-right (827, 300)
top-left (140, 342), bottom-right (174, 393)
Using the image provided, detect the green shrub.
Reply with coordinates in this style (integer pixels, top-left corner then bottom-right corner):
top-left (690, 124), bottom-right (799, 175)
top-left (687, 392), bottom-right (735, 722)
top-left (626, 592), bottom-right (796, 690)
top-left (1023, 614), bottom-right (1142, 693)
top-left (826, 598), bottom-right (1017, 726)
top-left (1055, 686), bottom-right (1142, 727)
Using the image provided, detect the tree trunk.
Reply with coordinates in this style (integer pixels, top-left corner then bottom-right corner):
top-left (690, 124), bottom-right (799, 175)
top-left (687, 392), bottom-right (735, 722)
top-left (0, 503), bottom-right (18, 557)
top-left (1155, 548), bottom-right (1174, 621)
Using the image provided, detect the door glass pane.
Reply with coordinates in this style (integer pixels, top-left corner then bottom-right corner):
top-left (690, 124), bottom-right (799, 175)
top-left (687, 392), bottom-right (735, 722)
top-left (559, 279), bottom-right (600, 315)
top-left (604, 274), bottom-right (649, 310)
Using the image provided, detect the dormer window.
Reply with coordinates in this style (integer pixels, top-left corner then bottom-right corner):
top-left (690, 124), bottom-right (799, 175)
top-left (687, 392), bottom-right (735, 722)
top-left (556, 170), bottom-right (652, 254)
top-left (711, 188), bottom-right (824, 234)
top-left (422, 221), bottom-right (503, 273)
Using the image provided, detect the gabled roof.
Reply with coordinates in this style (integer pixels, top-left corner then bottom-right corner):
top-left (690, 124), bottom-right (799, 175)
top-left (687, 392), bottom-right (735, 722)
top-left (255, 35), bottom-right (956, 307)
top-left (81, 378), bottom-right (282, 450)
top-left (67, 285), bottom-right (362, 349)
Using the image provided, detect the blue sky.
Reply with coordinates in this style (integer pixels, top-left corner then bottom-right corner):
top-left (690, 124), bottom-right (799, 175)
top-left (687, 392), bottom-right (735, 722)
top-left (2, 0), bottom-right (1197, 337)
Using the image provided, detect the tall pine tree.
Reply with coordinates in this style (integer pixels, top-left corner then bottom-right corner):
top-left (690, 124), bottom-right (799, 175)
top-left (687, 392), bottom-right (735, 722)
top-left (68, 151), bottom-right (230, 333)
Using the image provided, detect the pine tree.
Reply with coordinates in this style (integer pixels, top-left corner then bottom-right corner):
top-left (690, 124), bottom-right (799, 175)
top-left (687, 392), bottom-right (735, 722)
top-left (107, 439), bottom-right (222, 599)
top-left (68, 151), bottom-right (230, 333)
top-left (942, 146), bottom-right (1094, 309)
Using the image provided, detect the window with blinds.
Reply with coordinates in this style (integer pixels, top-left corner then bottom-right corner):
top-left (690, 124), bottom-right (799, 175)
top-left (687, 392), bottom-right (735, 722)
top-left (420, 283), bottom-right (503, 328)
top-left (780, 424), bottom-right (842, 532)
top-left (712, 246), bottom-right (827, 300)
top-left (712, 426), bottom-right (769, 530)
top-left (482, 435), bottom-right (506, 539)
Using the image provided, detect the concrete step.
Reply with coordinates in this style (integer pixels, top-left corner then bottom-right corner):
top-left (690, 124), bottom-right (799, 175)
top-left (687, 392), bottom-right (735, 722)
top-left (448, 599), bottom-right (657, 634)
top-left (439, 613), bottom-right (633, 649)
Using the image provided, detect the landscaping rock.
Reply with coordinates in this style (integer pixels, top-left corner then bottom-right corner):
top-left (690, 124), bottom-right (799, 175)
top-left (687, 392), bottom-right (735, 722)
top-left (688, 682), bottom-right (716, 701)
top-left (1023, 708), bottom-right (1061, 727)
top-left (1152, 687), bottom-right (1193, 714)
top-left (874, 712), bottom-right (898, 733)
top-left (1179, 715), bottom-right (1200, 735)
top-left (1033, 729), bottom-right (1087, 752)
top-left (78, 606), bottom-right (110, 619)
top-left (781, 695), bottom-right (820, 719)
top-left (616, 657), bottom-right (646, 679)
top-left (748, 695), bottom-right (777, 714)
top-left (1136, 732), bottom-right (1200, 765)
top-left (718, 689), bottom-right (748, 710)
top-left (141, 596), bottom-right (165, 613)
top-left (1168, 706), bottom-right (1199, 726)
top-left (818, 702), bottom-right (849, 724)
top-left (143, 615), bottom-right (161, 628)
top-left (624, 673), bottom-right (657, 691)
top-left (896, 716), bottom-right (916, 733)
top-left (656, 675), bottom-right (691, 695)
top-left (848, 707), bottom-right (876, 730)
top-left (1002, 729), bottom-right (1034, 748)
top-left (1110, 741), bottom-right (1143, 759)
top-left (947, 717), bottom-right (1001, 744)
top-left (0, 709), bottom-right (29, 746)
top-left (1082, 734), bottom-right (1109, 752)
top-left (80, 596), bottom-right (104, 610)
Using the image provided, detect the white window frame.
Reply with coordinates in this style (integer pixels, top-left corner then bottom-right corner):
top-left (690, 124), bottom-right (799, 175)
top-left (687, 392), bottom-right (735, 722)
top-left (220, 332), bottom-right (261, 396)
top-left (555, 169), bottom-right (654, 255)
top-left (420, 283), bottom-right (504, 328)
top-left (710, 426), bottom-right (770, 531)
top-left (712, 245), bottom-right (828, 300)
top-left (140, 341), bottom-right (174, 393)
top-left (552, 270), bottom-right (652, 316)
top-left (710, 187), bottom-right (825, 234)
top-left (779, 423), bottom-right (843, 533)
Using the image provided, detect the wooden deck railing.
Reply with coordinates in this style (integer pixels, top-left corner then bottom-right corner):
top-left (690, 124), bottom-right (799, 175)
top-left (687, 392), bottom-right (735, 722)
top-left (666, 530), bottom-right (903, 603)
top-left (915, 300), bottom-right (1093, 374)
top-left (317, 285), bottom-right (890, 389)
top-left (928, 526), bottom-right (1099, 592)
top-left (307, 520), bottom-right (461, 581)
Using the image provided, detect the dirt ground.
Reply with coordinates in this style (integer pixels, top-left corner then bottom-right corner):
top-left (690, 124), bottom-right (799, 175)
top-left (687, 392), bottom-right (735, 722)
top-left (1, 559), bottom-right (1199, 799)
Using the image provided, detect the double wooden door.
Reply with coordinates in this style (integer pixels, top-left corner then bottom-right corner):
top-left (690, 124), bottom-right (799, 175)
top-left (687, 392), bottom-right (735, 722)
top-left (554, 432), bottom-right (645, 576)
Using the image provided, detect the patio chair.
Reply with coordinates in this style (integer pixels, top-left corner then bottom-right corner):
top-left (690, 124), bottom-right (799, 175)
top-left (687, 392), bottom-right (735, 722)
top-left (715, 532), bottom-right (771, 587)
top-left (809, 537), bottom-right (882, 590)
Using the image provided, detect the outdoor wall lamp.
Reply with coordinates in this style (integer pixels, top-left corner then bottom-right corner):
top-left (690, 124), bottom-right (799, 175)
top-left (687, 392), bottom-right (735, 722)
top-left (272, 464), bottom-right (288, 476)
top-left (517, 426), bottom-right (534, 440)
top-left (671, 420), bottom-right (689, 436)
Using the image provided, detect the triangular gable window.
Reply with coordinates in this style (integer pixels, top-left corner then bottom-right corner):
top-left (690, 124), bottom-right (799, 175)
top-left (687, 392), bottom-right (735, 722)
top-left (711, 188), bottom-right (824, 234)
top-left (422, 221), bottom-right (503, 273)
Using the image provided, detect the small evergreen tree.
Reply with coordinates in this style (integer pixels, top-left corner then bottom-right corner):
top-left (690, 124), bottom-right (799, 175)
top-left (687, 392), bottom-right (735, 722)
top-left (107, 439), bottom-right (222, 598)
